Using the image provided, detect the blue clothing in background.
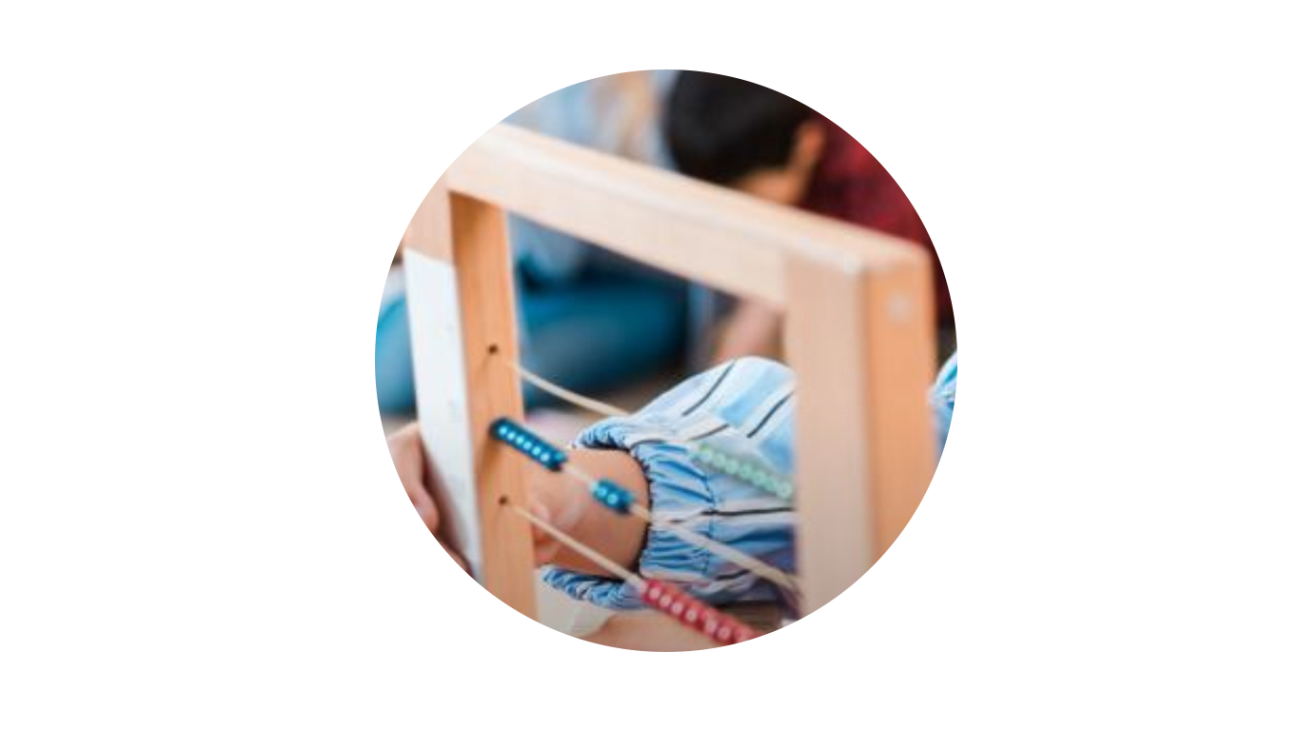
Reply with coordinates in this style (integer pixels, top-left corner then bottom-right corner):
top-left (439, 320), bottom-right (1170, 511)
top-left (374, 260), bottom-right (688, 413)
top-left (543, 354), bottom-right (958, 609)
top-left (375, 269), bottom-right (416, 414)
top-left (932, 352), bottom-right (958, 454)
top-left (518, 258), bottom-right (688, 399)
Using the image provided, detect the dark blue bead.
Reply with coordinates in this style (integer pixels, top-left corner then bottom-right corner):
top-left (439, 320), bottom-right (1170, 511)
top-left (489, 417), bottom-right (567, 471)
top-left (592, 479), bottom-right (633, 514)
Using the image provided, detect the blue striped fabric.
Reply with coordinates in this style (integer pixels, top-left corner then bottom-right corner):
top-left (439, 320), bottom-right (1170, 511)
top-left (542, 353), bottom-right (957, 609)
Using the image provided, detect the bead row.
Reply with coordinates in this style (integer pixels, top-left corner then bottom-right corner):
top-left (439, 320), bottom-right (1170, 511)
top-left (690, 444), bottom-right (794, 500)
top-left (490, 417), bottom-right (568, 471)
top-left (641, 579), bottom-right (758, 645)
top-left (591, 479), bottom-right (635, 514)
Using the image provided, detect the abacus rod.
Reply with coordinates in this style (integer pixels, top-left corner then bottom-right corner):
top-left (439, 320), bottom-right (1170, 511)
top-left (564, 459), bottom-right (798, 592)
top-left (562, 462), bottom-right (597, 485)
top-left (628, 503), bottom-right (801, 594)
top-left (506, 360), bottom-right (795, 494)
top-left (566, 462), bottom-right (796, 587)
top-left (505, 360), bottom-right (629, 419)
top-left (511, 504), bottom-right (644, 588)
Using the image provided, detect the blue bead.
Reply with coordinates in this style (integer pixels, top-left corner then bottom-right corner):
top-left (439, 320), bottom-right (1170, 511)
top-left (592, 479), bottom-right (633, 514)
top-left (489, 417), bottom-right (567, 471)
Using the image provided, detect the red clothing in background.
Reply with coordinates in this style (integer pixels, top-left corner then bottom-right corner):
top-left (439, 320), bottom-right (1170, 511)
top-left (801, 118), bottom-right (952, 323)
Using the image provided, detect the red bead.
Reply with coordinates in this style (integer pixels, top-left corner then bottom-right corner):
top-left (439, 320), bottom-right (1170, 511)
top-left (639, 579), bottom-right (758, 646)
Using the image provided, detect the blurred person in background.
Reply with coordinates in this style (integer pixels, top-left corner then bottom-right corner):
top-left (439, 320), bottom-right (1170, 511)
top-left (377, 71), bottom-right (688, 414)
top-left (664, 71), bottom-right (954, 363)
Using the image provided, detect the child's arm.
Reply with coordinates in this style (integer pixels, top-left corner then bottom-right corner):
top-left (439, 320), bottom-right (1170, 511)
top-left (541, 357), bottom-right (800, 610)
top-left (527, 448), bottom-right (649, 577)
top-left (539, 352), bottom-right (958, 610)
top-left (388, 418), bottom-right (651, 577)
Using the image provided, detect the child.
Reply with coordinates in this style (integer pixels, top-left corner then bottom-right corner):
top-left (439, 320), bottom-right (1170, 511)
top-left (665, 72), bottom-right (954, 361)
top-left (390, 354), bottom-right (958, 610)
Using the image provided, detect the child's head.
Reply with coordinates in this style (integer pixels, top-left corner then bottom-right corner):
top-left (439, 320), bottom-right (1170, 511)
top-left (666, 72), bottom-right (826, 205)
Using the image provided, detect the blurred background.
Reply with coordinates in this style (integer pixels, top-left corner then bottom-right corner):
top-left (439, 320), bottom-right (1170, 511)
top-left (376, 70), bottom-right (955, 437)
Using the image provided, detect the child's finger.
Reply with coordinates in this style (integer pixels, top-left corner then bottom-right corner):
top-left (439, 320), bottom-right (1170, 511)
top-left (532, 476), bottom-right (588, 534)
top-left (386, 423), bottom-right (471, 570)
top-left (413, 497), bottom-right (440, 534)
top-left (528, 495), bottom-right (549, 521)
top-left (388, 423), bottom-right (440, 534)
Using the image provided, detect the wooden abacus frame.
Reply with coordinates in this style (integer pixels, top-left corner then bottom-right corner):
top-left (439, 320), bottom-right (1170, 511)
top-left (401, 123), bottom-right (936, 622)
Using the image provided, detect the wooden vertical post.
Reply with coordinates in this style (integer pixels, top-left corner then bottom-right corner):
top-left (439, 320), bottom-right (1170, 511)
top-left (786, 256), bottom-right (936, 614)
top-left (403, 183), bottom-right (537, 619)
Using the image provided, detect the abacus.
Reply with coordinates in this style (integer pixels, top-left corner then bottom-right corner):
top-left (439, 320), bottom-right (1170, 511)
top-left (401, 123), bottom-right (936, 644)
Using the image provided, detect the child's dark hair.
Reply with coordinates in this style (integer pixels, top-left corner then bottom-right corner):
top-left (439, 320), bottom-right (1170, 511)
top-left (665, 72), bottom-right (814, 186)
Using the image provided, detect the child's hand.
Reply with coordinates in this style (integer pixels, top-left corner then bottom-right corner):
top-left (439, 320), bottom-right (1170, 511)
top-left (527, 447), bottom-right (650, 576)
top-left (386, 422), bottom-right (468, 572)
top-left (525, 489), bottom-right (582, 566)
top-left (389, 421), bottom-right (648, 577)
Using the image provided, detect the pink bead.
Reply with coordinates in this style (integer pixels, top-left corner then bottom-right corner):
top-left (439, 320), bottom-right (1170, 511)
top-left (639, 579), bottom-right (757, 645)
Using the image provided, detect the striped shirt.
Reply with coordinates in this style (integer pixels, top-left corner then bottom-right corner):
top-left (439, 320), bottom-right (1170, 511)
top-left (542, 353), bottom-right (958, 609)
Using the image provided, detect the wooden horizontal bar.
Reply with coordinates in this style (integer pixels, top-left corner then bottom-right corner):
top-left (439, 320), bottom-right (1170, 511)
top-left (442, 124), bottom-right (928, 306)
